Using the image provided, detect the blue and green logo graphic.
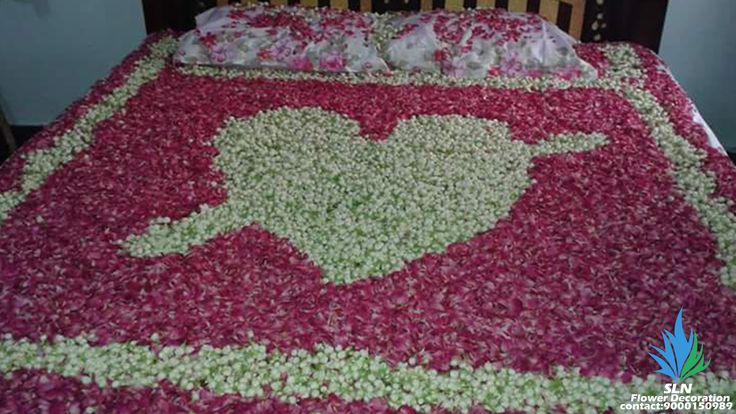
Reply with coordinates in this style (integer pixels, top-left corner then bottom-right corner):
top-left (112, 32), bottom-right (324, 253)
top-left (649, 308), bottom-right (710, 383)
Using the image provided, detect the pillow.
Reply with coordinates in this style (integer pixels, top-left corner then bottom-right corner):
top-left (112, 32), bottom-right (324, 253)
top-left (384, 9), bottom-right (597, 79)
top-left (175, 5), bottom-right (389, 73)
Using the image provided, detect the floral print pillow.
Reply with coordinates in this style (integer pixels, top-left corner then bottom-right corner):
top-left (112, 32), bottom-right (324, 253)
top-left (175, 5), bottom-right (389, 73)
top-left (385, 9), bottom-right (597, 79)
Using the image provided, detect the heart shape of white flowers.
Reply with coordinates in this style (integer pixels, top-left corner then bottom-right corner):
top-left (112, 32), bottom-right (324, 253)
top-left (123, 107), bottom-right (607, 284)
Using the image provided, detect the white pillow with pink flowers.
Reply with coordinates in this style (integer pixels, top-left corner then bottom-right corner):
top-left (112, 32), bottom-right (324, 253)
top-left (175, 5), bottom-right (389, 73)
top-left (385, 9), bottom-right (597, 79)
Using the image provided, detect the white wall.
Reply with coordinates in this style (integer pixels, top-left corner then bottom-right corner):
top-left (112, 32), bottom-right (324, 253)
top-left (659, 0), bottom-right (736, 151)
top-left (0, 0), bottom-right (146, 125)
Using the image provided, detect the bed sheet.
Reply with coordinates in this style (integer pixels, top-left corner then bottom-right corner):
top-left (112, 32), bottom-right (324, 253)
top-left (0, 34), bottom-right (735, 413)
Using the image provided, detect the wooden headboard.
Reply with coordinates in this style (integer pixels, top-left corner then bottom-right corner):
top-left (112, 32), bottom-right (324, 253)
top-left (214, 0), bottom-right (586, 39)
top-left (142, 0), bottom-right (668, 51)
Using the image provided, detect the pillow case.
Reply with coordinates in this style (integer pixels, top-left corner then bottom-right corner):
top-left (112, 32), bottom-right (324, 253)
top-left (175, 5), bottom-right (389, 73)
top-left (384, 9), bottom-right (597, 79)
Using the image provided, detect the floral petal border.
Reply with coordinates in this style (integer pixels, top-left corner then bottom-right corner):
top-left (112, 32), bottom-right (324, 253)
top-left (0, 36), bottom-right (178, 223)
top-left (1, 335), bottom-right (734, 413)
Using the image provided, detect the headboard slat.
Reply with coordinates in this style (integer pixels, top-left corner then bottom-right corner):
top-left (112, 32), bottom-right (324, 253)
top-left (508, 0), bottom-right (526, 13)
top-left (538, 0), bottom-right (559, 24)
top-left (446, 0), bottom-right (464, 11)
top-left (476, 0), bottom-right (496, 9)
top-left (567, 0), bottom-right (585, 39)
top-left (556, 1), bottom-right (572, 33)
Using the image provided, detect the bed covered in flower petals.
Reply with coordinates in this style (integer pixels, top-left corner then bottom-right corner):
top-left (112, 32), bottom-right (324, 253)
top-left (1, 33), bottom-right (736, 413)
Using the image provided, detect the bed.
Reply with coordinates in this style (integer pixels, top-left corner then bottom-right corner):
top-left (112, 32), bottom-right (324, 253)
top-left (1, 0), bottom-right (735, 412)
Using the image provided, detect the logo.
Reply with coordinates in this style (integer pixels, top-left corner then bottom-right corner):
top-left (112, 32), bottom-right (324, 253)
top-left (649, 308), bottom-right (710, 383)
top-left (619, 309), bottom-right (730, 412)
